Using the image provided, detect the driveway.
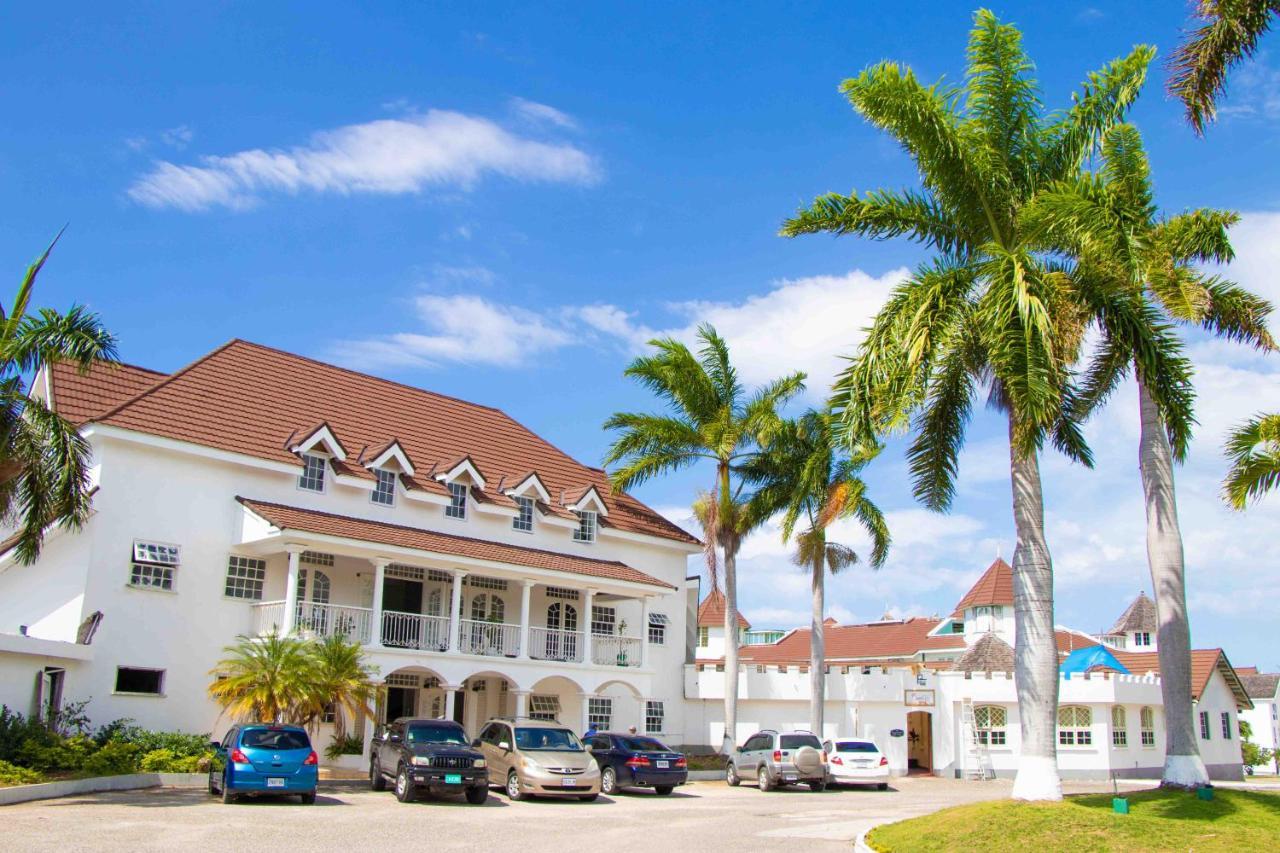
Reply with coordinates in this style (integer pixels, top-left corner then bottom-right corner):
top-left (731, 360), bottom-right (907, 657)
top-left (0, 776), bottom-right (1145, 852)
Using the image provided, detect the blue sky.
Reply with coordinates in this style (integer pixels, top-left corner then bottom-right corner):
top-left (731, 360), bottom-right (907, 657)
top-left (3, 2), bottom-right (1278, 667)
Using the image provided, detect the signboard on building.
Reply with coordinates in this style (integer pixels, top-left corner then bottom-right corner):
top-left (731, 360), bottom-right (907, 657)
top-left (903, 689), bottom-right (935, 707)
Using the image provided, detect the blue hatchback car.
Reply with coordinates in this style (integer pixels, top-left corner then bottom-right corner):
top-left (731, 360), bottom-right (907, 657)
top-left (209, 724), bottom-right (319, 804)
top-left (584, 732), bottom-right (688, 795)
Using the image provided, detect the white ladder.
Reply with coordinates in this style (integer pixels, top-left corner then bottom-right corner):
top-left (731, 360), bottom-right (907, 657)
top-left (961, 700), bottom-right (995, 781)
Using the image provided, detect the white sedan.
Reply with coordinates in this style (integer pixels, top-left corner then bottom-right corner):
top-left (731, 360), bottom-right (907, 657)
top-left (823, 738), bottom-right (890, 789)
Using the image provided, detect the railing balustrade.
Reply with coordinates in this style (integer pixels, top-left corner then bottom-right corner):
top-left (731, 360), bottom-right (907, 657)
top-left (458, 619), bottom-right (521, 657)
top-left (529, 627), bottom-right (583, 663)
top-left (381, 610), bottom-right (450, 651)
top-left (591, 634), bottom-right (643, 667)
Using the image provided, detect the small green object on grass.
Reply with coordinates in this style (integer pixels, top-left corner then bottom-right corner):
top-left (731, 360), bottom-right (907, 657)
top-left (1197, 785), bottom-right (1214, 801)
top-left (1112, 796), bottom-right (1129, 814)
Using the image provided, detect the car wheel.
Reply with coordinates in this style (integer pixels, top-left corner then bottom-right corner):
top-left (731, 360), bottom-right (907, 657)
top-left (395, 765), bottom-right (416, 803)
top-left (809, 781), bottom-right (826, 792)
top-left (465, 786), bottom-right (488, 805)
top-left (370, 759), bottom-right (387, 792)
top-left (506, 770), bottom-right (526, 802)
top-left (601, 767), bottom-right (618, 795)
top-left (578, 793), bottom-right (599, 802)
top-left (725, 763), bottom-right (740, 786)
top-left (299, 791), bottom-right (316, 805)
top-left (758, 766), bottom-right (773, 792)
top-left (877, 783), bottom-right (889, 791)
top-left (221, 773), bottom-right (236, 804)
top-left (654, 786), bottom-right (674, 795)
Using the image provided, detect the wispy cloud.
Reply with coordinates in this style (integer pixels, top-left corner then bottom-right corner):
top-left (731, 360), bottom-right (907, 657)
top-left (509, 97), bottom-right (579, 130)
top-left (128, 109), bottom-right (600, 212)
top-left (1217, 55), bottom-right (1280, 122)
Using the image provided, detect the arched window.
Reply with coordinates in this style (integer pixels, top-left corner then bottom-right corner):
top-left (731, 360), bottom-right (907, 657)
top-left (1111, 706), bottom-right (1128, 747)
top-left (547, 603), bottom-right (579, 632)
top-left (1058, 705), bottom-right (1093, 746)
top-left (1140, 707), bottom-right (1155, 747)
top-left (974, 705), bottom-right (1007, 746)
top-left (470, 594), bottom-right (505, 622)
top-left (311, 570), bottom-right (331, 605)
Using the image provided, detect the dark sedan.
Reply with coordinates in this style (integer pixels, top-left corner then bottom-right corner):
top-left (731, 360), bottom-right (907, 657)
top-left (584, 732), bottom-right (688, 795)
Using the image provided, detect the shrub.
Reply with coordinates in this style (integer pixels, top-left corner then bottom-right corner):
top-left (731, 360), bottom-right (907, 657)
top-left (325, 733), bottom-right (363, 760)
top-left (0, 706), bottom-right (48, 763)
top-left (17, 734), bottom-right (96, 773)
top-left (0, 758), bottom-right (43, 787)
top-left (81, 740), bottom-right (143, 777)
top-left (139, 748), bottom-right (207, 773)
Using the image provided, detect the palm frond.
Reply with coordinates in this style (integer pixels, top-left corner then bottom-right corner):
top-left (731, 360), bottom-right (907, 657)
top-left (1223, 412), bottom-right (1280, 509)
top-left (1168, 0), bottom-right (1279, 134)
top-left (780, 188), bottom-right (971, 255)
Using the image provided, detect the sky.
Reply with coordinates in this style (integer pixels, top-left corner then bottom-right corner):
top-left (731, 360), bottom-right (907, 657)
top-left (2, 2), bottom-right (1278, 668)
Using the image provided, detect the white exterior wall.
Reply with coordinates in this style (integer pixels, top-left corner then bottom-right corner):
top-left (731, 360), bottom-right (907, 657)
top-left (1239, 692), bottom-right (1279, 772)
top-left (1193, 672), bottom-right (1247, 780)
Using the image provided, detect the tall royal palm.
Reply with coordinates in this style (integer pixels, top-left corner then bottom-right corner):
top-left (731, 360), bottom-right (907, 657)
top-left (604, 324), bottom-right (804, 753)
top-left (2, 235), bottom-right (116, 563)
top-left (742, 411), bottom-right (889, 736)
top-left (782, 11), bottom-right (1153, 799)
top-left (1024, 123), bottom-right (1274, 786)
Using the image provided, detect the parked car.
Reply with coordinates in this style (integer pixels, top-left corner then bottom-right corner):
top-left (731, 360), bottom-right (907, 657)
top-left (370, 717), bottom-right (489, 804)
top-left (584, 732), bottom-right (688, 795)
top-left (476, 717), bottom-right (600, 801)
top-left (208, 724), bottom-right (318, 804)
top-left (823, 738), bottom-right (890, 790)
top-left (726, 729), bottom-right (828, 791)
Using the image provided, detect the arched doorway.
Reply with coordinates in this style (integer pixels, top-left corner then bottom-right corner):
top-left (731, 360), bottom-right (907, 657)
top-left (544, 602), bottom-right (579, 660)
top-left (906, 710), bottom-right (933, 774)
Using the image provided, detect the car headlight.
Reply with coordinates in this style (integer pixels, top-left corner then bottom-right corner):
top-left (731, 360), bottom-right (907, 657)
top-left (411, 756), bottom-right (430, 766)
top-left (473, 758), bottom-right (486, 769)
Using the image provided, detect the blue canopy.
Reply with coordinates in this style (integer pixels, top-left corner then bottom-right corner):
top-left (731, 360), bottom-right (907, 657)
top-left (1059, 645), bottom-right (1128, 676)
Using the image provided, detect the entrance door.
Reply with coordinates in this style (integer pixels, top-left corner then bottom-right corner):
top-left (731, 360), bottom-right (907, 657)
top-left (907, 710), bottom-right (933, 773)
top-left (382, 578), bottom-right (424, 648)
top-left (452, 688), bottom-right (465, 726)
top-left (385, 686), bottom-right (417, 722)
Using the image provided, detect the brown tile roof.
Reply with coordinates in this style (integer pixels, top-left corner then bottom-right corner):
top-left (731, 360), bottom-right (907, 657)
top-left (737, 617), bottom-right (964, 663)
top-left (45, 360), bottom-right (167, 425)
top-left (1055, 629), bottom-right (1101, 656)
top-left (1109, 592), bottom-right (1158, 634)
top-left (697, 588), bottom-right (750, 628)
top-left (1236, 666), bottom-right (1259, 676)
top-left (1101, 648), bottom-right (1253, 708)
top-left (237, 497), bottom-right (674, 590)
top-left (950, 632), bottom-right (1015, 673)
top-left (1240, 673), bottom-right (1280, 700)
top-left (84, 340), bottom-right (696, 547)
top-left (952, 558), bottom-right (1013, 616)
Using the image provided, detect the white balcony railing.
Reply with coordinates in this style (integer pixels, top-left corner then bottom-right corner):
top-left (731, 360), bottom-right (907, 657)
top-left (382, 610), bottom-right (450, 651)
top-left (253, 600), bottom-right (287, 635)
top-left (529, 627), bottom-right (583, 663)
top-left (458, 619), bottom-right (521, 657)
top-left (296, 602), bottom-right (374, 644)
top-left (592, 634), bottom-right (643, 668)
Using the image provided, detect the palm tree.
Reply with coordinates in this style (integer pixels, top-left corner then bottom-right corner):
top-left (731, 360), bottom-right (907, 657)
top-left (781, 11), bottom-right (1154, 800)
top-left (604, 324), bottom-right (804, 753)
top-left (2, 234), bottom-right (116, 564)
top-left (208, 632), bottom-right (318, 724)
top-left (1169, 0), bottom-right (1279, 134)
top-left (1224, 413), bottom-right (1280, 508)
top-left (305, 635), bottom-right (379, 740)
top-left (1024, 122), bottom-right (1273, 786)
top-left (742, 411), bottom-right (890, 735)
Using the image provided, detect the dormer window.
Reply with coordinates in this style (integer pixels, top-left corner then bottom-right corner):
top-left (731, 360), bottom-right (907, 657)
top-left (1133, 631), bottom-right (1152, 647)
top-left (513, 496), bottom-right (534, 532)
top-left (372, 469), bottom-right (396, 506)
top-left (298, 454), bottom-right (327, 492)
top-left (446, 482), bottom-right (468, 520)
top-left (573, 510), bottom-right (597, 543)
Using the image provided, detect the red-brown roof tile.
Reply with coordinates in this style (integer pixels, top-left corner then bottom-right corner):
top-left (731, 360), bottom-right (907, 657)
top-left (44, 360), bottom-right (167, 425)
top-left (952, 558), bottom-right (1014, 616)
top-left (698, 588), bottom-right (750, 628)
top-left (237, 497), bottom-right (674, 589)
top-left (1099, 648), bottom-right (1252, 707)
top-left (738, 617), bottom-right (964, 663)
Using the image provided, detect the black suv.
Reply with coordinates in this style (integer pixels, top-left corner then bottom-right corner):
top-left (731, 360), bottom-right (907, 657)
top-left (370, 718), bottom-right (489, 804)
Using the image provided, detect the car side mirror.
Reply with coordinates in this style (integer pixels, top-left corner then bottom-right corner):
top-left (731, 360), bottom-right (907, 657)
top-left (388, 733), bottom-right (402, 744)
top-left (736, 745), bottom-right (744, 753)
top-left (498, 741), bottom-right (510, 751)
top-left (471, 739), bottom-right (482, 748)
top-left (585, 744), bottom-right (594, 753)
top-left (209, 741), bottom-right (221, 751)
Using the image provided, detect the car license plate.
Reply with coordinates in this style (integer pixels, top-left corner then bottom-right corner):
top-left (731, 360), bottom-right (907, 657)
top-left (445, 773), bottom-right (462, 785)
top-left (656, 760), bottom-right (669, 768)
top-left (856, 760), bottom-right (872, 767)
top-left (784, 774), bottom-right (797, 782)
top-left (561, 777), bottom-right (577, 786)
top-left (267, 778), bottom-right (285, 788)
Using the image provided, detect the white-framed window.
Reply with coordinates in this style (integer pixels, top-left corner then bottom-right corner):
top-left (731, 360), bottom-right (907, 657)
top-left (425, 568), bottom-right (452, 583)
top-left (529, 695), bottom-right (560, 721)
top-left (645, 700), bottom-right (664, 734)
top-left (1112, 706), bottom-right (1128, 747)
top-left (756, 664), bottom-right (766, 674)
top-left (590, 605), bottom-right (616, 636)
top-left (1221, 711), bottom-right (1232, 739)
top-left (513, 496), bottom-right (534, 532)
top-left (224, 555), bottom-right (266, 600)
top-left (697, 626), bottom-right (709, 647)
top-left (587, 697), bottom-right (612, 730)
top-left (129, 539), bottom-right (180, 591)
top-left (446, 482), bottom-right (468, 519)
top-left (1058, 706), bottom-right (1093, 746)
top-left (322, 702), bottom-right (336, 724)
top-left (466, 576), bottom-right (508, 591)
top-left (1140, 706), bottom-right (1156, 747)
top-left (1200, 710), bottom-right (1211, 740)
top-left (372, 469), bottom-right (397, 506)
top-left (573, 510), bottom-right (597, 543)
top-left (301, 551), bottom-right (335, 567)
top-left (472, 679), bottom-right (486, 692)
top-left (1133, 632), bottom-right (1152, 647)
top-left (546, 586), bottom-right (580, 601)
top-left (470, 593), bottom-right (505, 623)
top-left (298, 453), bottom-right (327, 492)
top-left (974, 705), bottom-right (1007, 746)
top-left (648, 613), bottom-right (668, 645)
top-left (114, 666), bottom-right (164, 696)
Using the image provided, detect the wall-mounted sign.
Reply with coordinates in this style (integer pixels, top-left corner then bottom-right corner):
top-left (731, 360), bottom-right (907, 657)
top-left (889, 728), bottom-right (905, 738)
top-left (904, 689), bottom-right (935, 707)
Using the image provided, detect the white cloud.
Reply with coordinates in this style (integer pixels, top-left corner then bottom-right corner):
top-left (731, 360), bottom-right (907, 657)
top-left (509, 97), bottom-right (579, 130)
top-left (1216, 56), bottom-right (1280, 122)
top-left (127, 109), bottom-right (600, 212)
top-left (160, 125), bottom-right (194, 149)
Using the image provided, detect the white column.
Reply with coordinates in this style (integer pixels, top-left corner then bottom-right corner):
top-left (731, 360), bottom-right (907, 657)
top-left (449, 571), bottom-right (467, 653)
top-left (518, 581), bottom-right (534, 660)
top-left (639, 596), bottom-right (650, 668)
top-left (579, 692), bottom-right (594, 735)
top-left (369, 558), bottom-right (389, 647)
top-left (583, 588), bottom-right (596, 666)
top-left (512, 689), bottom-right (530, 719)
top-left (443, 685), bottom-right (460, 721)
top-left (282, 546), bottom-right (303, 635)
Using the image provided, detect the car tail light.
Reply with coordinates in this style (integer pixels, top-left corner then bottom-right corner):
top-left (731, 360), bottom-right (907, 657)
top-left (772, 750), bottom-right (782, 762)
top-left (830, 755), bottom-right (843, 765)
top-left (625, 756), bottom-right (651, 768)
top-left (229, 749), bottom-right (249, 764)
top-left (879, 756), bottom-right (888, 766)
top-left (303, 751), bottom-right (319, 766)
top-left (675, 757), bottom-right (687, 768)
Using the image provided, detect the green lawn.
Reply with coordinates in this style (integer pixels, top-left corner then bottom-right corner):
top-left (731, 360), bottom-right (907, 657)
top-left (867, 787), bottom-right (1280, 852)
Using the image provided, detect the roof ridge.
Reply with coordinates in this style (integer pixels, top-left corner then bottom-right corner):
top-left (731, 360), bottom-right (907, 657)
top-left (91, 338), bottom-right (242, 425)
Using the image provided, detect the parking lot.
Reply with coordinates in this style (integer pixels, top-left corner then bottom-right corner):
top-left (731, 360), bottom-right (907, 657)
top-left (2, 776), bottom-right (1144, 852)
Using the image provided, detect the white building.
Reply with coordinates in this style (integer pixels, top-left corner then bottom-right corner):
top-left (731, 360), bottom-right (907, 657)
top-left (1238, 671), bottom-right (1279, 774)
top-left (686, 559), bottom-right (1253, 780)
top-left (0, 343), bottom-right (703, 763)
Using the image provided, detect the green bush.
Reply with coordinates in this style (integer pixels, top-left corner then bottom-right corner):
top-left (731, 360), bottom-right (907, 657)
top-left (16, 734), bottom-right (96, 773)
top-left (139, 748), bottom-right (207, 773)
top-left (0, 758), bottom-right (43, 787)
top-left (325, 733), bottom-right (363, 760)
top-left (0, 706), bottom-right (48, 764)
top-left (80, 740), bottom-right (142, 777)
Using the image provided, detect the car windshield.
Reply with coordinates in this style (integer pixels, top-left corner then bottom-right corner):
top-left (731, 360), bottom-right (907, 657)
top-left (407, 724), bottom-right (468, 745)
top-left (241, 728), bottom-right (310, 750)
top-left (515, 727), bottom-right (583, 751)
top-left (835, 741), bottom-right (879, 753)
top-left (780, 734), bottom-right (822, 750)
top-left (619, 736), bottom-right (668, 752)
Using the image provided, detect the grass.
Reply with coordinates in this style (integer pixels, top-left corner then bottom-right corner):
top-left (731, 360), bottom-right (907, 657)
top-left (867, 787), bottom-right (1280, 852)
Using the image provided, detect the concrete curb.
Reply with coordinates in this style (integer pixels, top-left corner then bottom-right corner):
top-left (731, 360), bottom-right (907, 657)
top-left (854, 829), bottom-right (876, 853)
top-left (0, 773), bottom-right (206, 807)
top-left (687, 770), bottom-right (726, 781)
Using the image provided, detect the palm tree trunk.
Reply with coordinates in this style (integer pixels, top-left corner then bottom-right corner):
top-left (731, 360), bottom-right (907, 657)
top-left (810, 545), bottom-right (825, 737)
top-left (1137, 379), bottom-right (1208, 787)
top-left (722, 540), bottom-right (740, 754)
top-left (1007, 417), bottom-right (1063, 802)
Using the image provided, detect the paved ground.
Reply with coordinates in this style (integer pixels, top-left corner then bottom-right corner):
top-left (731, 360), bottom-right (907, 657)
top-left (1, 776), bottom-right (1148, 852)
